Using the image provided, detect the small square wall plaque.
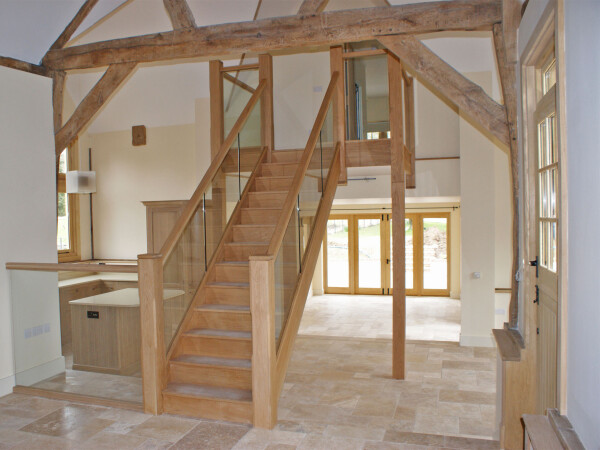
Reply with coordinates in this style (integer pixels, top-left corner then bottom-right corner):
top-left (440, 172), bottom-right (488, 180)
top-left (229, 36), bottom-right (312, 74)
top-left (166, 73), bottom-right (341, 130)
top-left (132, 125), bottom-right (146, 146)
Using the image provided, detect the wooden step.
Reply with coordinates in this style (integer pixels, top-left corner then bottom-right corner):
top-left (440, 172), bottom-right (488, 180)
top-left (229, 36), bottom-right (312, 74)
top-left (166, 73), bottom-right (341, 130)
top-left (169, 355), bottom-right (251, 390)
top-left (204, 283), bottom-right (249, 306)
top-left (214, 261), bottom-right (249, 283)
top-left (232, 224), bottom-right (276, 243)
top-left (240, 207), bottom-right (281, 225)
top-left (223, 241), bottom-right (268, 260)
top-left (254, 176), bottom-right (293, 192)
top-left (179, 329), bottom-right (252, 359)
top-left (247, 191), bottom-right (287, 208)
top-left (191, 303), bottom-right (251, 331)
top-left (270, 149), bottom-right (303, 163)
top-left (163, 383), bottom-right (252, 424)
top-left (261, 162), bottom-right (299, 177)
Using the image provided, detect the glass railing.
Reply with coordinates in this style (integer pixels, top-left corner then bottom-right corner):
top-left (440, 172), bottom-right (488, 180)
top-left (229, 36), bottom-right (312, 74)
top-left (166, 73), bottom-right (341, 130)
top-left (162, 85), bottom-right (264, 350)
top-left (9, 269), bottom-right (143, 405)
top-left (273, 81), bottom-right (339, 347)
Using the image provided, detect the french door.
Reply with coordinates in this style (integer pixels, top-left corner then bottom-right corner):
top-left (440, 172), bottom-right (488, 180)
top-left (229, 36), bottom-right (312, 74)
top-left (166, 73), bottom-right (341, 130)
top-left (324, 213), bottom-right (450, 296)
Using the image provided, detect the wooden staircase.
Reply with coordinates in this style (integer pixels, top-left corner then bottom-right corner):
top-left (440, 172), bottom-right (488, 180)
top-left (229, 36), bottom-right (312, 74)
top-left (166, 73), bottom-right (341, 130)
top-left (162, 149), bottom-right (303, 424)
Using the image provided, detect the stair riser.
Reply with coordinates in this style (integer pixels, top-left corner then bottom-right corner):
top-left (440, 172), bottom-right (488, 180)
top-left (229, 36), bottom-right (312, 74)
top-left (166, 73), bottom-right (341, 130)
top-left (224, 245), bottom-right (268, 260)
top-left (240, 209), bottom-right (280, 225)
top-left (255, 177), bottom-right (293, 191)
top-left (169, 363), bottom-right (251, 390)
top-left (191, 310), bottom-right (251, 332)
top-left (214, 264), bottom-right (249, 283)
top-left (247, 192), bottom-right (287, 208)
top-left (261, 164), bottom-right (298, 177)
top-left (271, 151), bottom-right (303, 163)
top-left (204, 287), bottom-right (249, 306)
top-left (179, 335), bottom-right (252, 359)
top-left (163, 394), bottom-right (252, 424)
top-left (232, 226), bottom-right (275, 243)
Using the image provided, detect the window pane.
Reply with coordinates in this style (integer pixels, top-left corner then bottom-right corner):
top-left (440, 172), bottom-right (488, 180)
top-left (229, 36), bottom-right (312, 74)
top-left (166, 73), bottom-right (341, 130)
top-left (404, 218), bottom-right (413, 290)
top-left (57, 193), bottom-right (70, 250)
top-left (538, 120), bottom-right (548, 168)
top-left (357, 218), bottom-right (381, 289)
top-left (326, 219), bottom-right (349, 288)
top-left (542, 59), bottom-right (556, 95)
top-left (58, 149), bottom-right (68, 174)
top-left (550, 167), bottom-right (557, 218)
top-left (539, 172), bottom-right (548, 218)
top-left (422, 217), bottom-right (448, 290)
top-left (549, 222), bottom-right (557, 272)
top-left (549, 114), bottom-right (557, 164)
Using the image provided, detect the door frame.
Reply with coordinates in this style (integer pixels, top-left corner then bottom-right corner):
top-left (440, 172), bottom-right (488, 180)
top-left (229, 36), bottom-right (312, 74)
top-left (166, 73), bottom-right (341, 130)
top-left (323, 215), bottom-right (354, 294)
top-left (520, 2), bottom-right (569, 413)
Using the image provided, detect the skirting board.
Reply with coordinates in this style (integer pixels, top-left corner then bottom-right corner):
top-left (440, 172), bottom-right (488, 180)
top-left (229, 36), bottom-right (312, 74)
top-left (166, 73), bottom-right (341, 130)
top-left (460, 334), bottom-right (495, 347)
top-left (0, 374), bottom-right (16, 397)
top-left (14, 356), bottom-right (65, 386)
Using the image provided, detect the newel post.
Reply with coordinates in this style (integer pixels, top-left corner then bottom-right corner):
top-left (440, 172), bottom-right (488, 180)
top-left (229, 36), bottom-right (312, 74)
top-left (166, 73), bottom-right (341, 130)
top-left (249, 255), bottom-right (277, 428)
top-left (138, 253), bottom-right (166, 415)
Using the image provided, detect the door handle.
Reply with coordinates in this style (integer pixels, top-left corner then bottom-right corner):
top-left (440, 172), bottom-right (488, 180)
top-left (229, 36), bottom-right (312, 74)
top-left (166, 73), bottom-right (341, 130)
top-left (386, 259), bottom-right (390, 264)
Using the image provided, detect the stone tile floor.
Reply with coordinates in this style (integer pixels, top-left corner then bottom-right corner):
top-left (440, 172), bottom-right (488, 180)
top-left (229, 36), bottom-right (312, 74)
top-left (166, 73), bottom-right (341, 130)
top-left (0, 336), bottom-right (499, 449)
top-left (299, 295), bottom-right (461, 342)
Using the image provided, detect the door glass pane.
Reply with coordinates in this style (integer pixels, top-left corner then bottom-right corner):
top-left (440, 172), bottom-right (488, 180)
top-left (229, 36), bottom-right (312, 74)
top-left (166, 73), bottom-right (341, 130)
top-left (326, 219), bottom-right (349, 288)
top-left (405, 218), bottom-right (413, 290)
top-left (57, 193), bottom-right (70, 250)
top-left (422, 217), bottom-right (448, 290)
top-left (538, 120), bottom-right (548, 168)
top-left (357, 218), bottom-right (381, 289)
top-left (550, 222), bottom-right (557, 272)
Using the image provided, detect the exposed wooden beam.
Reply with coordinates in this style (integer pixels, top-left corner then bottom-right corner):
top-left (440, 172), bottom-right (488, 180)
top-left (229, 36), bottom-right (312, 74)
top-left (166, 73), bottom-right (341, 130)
top-left (493, 0), bottom-right (520, 328)
top-left (163, 0), bottom-right (196, 29)
top-left (161, 0), bottom-right (196, 30)
top-left (55, 62), bottom-right (136, 154)
top-left (0, 56), bottom-right (49, 77)
top-left (297, 0), bottom-right (330, 15)
top-left (53, 71), bottom-right (66, 134)
top-left (380, 35), bottom-right (510, 147)
top-left (43, 0), bottom-right (502, 71)
top-left (49, 0), bottom-right (99, 51)
top-left (223, 72), bottom-right (255, 94)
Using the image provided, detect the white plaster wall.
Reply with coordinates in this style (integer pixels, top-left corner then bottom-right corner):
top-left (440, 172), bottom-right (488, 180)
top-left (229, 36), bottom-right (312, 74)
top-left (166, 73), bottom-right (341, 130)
top-left (459, 72), bottom-right (497, 347)
top-left (0, 67), bottom-right (58, 395)
top-left (563, 1), bottom-right (600, 447)
top-left (90, 125), bottom-right (197, 259)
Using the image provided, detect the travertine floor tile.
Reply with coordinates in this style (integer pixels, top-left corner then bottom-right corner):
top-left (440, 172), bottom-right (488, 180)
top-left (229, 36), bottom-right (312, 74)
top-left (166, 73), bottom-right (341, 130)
top-left (128, 415), bottom-right (198, 443)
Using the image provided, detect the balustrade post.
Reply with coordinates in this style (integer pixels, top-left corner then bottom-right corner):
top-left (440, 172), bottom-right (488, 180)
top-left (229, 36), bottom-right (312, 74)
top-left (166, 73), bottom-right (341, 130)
top-left (249, 255), bottom-right (277, 428)
top-left (138, 253), bottom-right (166, 415)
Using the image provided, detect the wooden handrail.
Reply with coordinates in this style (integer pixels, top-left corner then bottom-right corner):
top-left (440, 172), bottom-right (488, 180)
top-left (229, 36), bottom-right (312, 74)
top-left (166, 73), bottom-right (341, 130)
top-left (5, 262), bottom-right (138, 273)
top-left (160, 79), bottom-right (267, 263)
top-left (266, 71), bottom-right (339, 257)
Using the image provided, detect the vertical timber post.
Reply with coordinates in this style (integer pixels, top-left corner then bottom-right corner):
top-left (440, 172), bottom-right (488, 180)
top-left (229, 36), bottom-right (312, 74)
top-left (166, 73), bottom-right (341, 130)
top-left (330, 46), bottom-right (347, 184)
top-left (209, 60), bottom-right (224, 160)
top-left (250, 256), bottom-right (277, 428)
top-left (404, 76), bottom-right (416, 189)
top-left (388, 53), bottom-right (406, 380)
top-left (138, 253), bottom-right (166, 414)
top-left (259, 54), bottom-right (275, 163)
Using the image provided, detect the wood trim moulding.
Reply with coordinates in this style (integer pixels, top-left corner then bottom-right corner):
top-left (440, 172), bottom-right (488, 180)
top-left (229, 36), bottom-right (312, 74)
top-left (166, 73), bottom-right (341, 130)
top-left (0, 56), bottom-right (50, 77)
top-left (42, 0), bottom-right (502, 70)
top-left (5, 262), bottom-right (138, 273)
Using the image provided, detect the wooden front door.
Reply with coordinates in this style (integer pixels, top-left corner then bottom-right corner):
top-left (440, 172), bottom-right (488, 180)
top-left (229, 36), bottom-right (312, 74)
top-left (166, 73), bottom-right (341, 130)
top-left (535, 51), bottom-right (559, 412)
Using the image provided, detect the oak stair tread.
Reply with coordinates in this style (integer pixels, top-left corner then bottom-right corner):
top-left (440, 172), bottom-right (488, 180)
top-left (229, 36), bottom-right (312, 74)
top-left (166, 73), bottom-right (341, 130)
top-left (164, 383), bottom-right (252, 402)
top-left (185, 328), bottom-right (251, 339)
top-left (225, 241), bottom-right (269, 246)
top-left (196, 304), bottom-right (249, 312)
top-left (172, 354), bottom-right (251, 369)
